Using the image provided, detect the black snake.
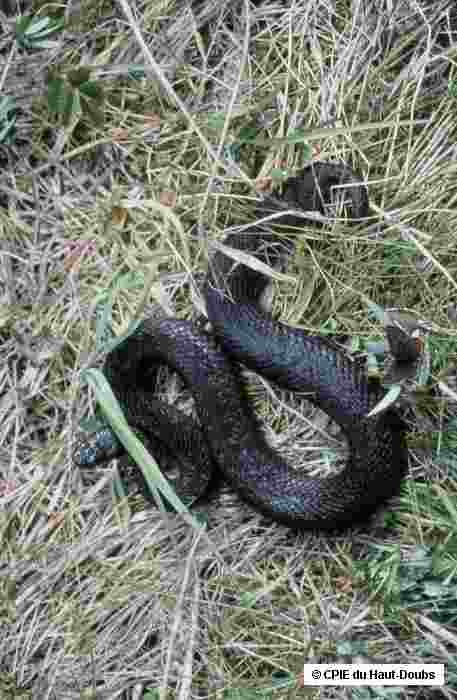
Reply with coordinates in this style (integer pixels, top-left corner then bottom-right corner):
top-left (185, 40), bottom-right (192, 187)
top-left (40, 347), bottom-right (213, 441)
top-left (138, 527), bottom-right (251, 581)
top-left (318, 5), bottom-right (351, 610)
top-left (74, 162), bottom-right (408, 529)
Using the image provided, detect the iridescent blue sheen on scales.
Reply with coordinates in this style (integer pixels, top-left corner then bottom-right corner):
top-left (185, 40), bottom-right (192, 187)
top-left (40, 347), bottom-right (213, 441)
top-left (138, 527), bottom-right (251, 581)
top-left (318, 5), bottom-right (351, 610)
top-left (74, 162), bottom-right (408, 529)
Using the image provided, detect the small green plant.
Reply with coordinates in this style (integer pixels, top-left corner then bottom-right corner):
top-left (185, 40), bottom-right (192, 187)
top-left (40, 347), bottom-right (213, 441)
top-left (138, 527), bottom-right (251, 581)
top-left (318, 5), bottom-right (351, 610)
top-left (358, 542), bottom-right (457, 626)
top-left (46, 67), bottom-right (105, 126)
top-left (15, 14), bottom-right (64, 50)
top-left (448, 81), bottom-right (457, 99)
top-left (0, 96), bottom-right (16, 144)
top-left (127, 65), bottom-right (147, 80)
top-left (207, 112), bottom-right (312, 165)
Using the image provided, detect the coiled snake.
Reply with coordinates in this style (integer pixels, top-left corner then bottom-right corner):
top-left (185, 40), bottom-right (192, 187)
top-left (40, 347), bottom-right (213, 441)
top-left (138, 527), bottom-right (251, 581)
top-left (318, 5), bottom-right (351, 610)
top-left (74, 162), bottom-right (408, 530)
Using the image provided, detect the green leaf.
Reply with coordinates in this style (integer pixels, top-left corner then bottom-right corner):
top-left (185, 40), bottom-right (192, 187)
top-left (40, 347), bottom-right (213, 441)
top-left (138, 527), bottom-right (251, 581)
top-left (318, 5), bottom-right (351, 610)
top-left (47, 78), bottom-right (71, 114)
top-left (0, 119), bottom-right (16, 144)
top-left (238, 125), bottom-right (258, 142)
top-left (223, 143), bottom-right (241, 161)
top-left (24, 16), bottom-right (53, 35)
top-left (423, 581), bottom-right (448, 598)
top-left (28, 39), bottom-right (61, 49)
top-left (270, 168), bottom-right (290, 180)
top-left (367, 301), bottom-right (387, 323)
top-left (128, 65), bottom-right (147, 80)
top-left (115, 270), bottom-right (145, 291)
top-left (95, 297), bottom-right (114, 350)
top-left (448, 81), bottom-right (457, 98)
top-left (81, 369), bottom-right (202, 527)
top-left (62, 91), bottom-right (75, 125)
top-left (78, 415), bottom-right (107, 433)
top-left (93, 273), bottom-right (145, 351)
top-left (239, 591), bottom-right (258, 608)
top-left (285, 127), bottom-right (307, 143)
top-left (79, 80), bottom-right (104, 103)
top-left (0, 96), bottom-right (16, 144)
top-left (15, 15), bottom-right (33, 36)
top-left (207, 112), bottom-right (226, 130)
top-left (0, 96), bottom-right (15, 118)
top-left (336, 640), bottom-right (369, 655)
top-left (270, 671), bottom-right (295, 689)
top-left (142, 690), bottom-right (160, 700)
top-left (68, 89), bottom-right (81, 119)
top-left (366, 384), bottom-right (402, 417)
top-left (16, 34), bottom-right (31, 49)
top-left (15, 14), bottom-right (64, 48)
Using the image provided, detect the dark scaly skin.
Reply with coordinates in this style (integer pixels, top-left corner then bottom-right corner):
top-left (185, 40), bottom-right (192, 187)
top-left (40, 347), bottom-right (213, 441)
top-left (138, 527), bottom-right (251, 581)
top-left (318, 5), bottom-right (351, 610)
top-left (74, 162), bottom-right (408, 528)
top-left (73, 365), bottom-right (214, 504)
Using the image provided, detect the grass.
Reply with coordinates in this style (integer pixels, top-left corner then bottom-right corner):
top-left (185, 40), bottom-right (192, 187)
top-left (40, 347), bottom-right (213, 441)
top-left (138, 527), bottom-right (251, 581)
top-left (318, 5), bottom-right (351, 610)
top-left (1, 0), bottom-right (457, 697)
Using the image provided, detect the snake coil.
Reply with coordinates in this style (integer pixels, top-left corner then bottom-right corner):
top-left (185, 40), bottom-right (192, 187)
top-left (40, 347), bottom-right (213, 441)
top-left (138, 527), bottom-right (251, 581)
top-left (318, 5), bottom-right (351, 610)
top-left (74, 162), bottom-right (408, 530)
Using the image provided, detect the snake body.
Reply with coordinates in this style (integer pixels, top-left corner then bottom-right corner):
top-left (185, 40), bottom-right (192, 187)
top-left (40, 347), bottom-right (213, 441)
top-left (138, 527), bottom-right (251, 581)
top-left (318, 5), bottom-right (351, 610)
top-left (74, 162), bottom-right (408, 529)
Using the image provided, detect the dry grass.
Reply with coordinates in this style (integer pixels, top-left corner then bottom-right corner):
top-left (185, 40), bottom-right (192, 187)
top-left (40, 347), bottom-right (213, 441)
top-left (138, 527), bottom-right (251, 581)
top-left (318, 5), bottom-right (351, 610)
top-left (1, 0), bottom-right (457, 698)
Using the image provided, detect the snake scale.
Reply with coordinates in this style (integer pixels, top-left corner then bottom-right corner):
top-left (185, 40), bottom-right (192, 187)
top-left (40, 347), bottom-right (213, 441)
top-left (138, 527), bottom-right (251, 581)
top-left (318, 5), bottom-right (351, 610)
top-left (74, 162), bottom-right (408, 530)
